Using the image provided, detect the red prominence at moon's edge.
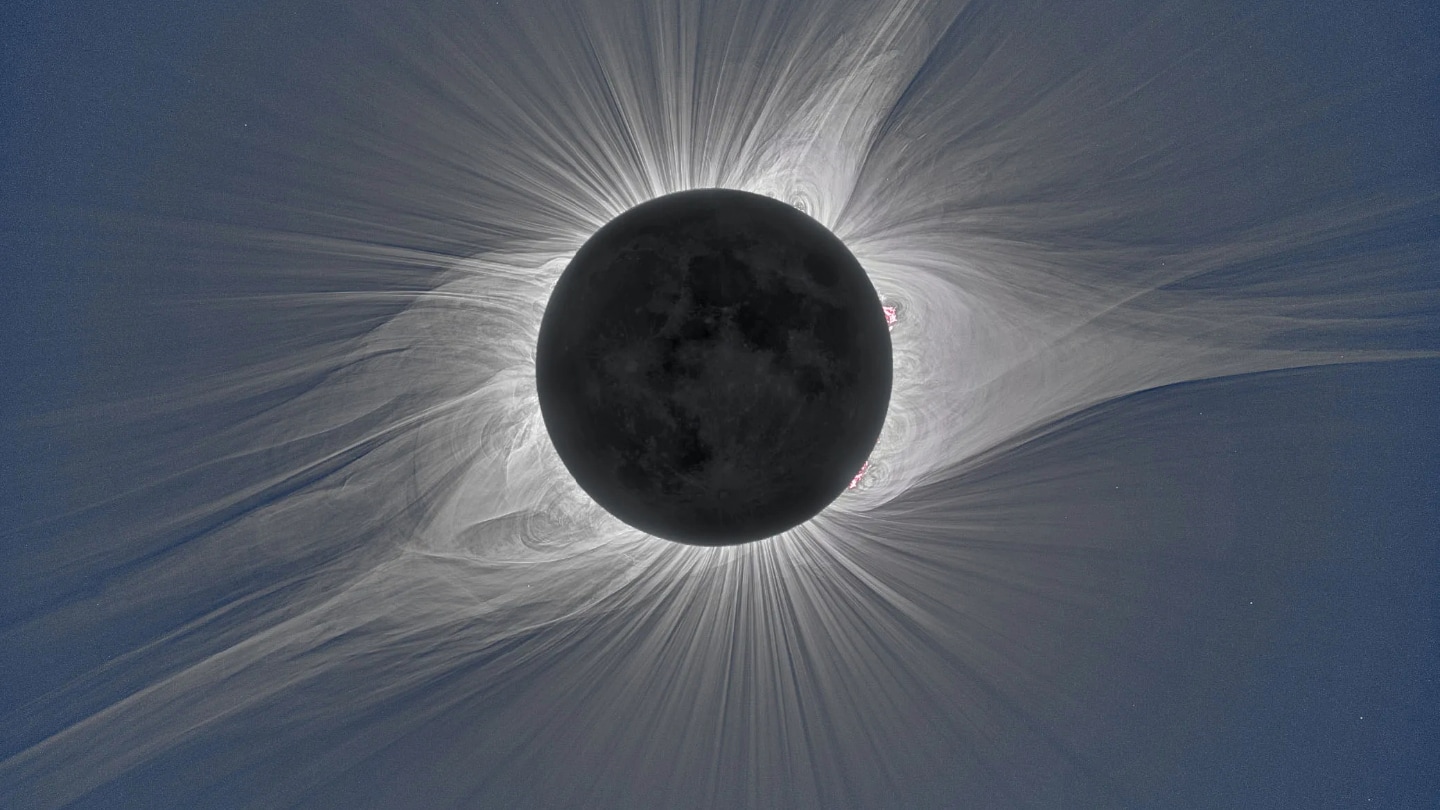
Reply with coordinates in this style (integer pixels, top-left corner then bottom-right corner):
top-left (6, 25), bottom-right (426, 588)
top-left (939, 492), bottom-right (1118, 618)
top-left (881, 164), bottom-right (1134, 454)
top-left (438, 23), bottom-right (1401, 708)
top-left (847, 304), bottom-right (898, 491)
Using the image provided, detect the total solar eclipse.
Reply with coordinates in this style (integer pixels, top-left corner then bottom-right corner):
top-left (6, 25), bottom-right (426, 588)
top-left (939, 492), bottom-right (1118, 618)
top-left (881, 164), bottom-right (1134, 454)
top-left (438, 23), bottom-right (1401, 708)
top-left (9, 2), bottom-right (1436, 806)
top-left (536, 188), bottom-right (892, 545)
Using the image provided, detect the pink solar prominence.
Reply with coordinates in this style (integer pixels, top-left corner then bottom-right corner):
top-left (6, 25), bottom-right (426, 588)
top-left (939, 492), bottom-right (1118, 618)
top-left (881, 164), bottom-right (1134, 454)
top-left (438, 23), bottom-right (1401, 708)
top-left (848, 304), bottom-right (898, 490)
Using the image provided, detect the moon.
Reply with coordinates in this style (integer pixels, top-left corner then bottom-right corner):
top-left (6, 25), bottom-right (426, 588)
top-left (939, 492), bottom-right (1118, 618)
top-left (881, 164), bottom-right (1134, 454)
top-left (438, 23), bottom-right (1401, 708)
top-left (536, 188), bottom-right (892, 545)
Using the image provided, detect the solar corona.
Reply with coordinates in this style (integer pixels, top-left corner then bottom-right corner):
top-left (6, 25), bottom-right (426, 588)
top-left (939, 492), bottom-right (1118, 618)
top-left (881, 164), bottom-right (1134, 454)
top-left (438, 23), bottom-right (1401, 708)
top-left (3, 1), bottom-right (1437, 807)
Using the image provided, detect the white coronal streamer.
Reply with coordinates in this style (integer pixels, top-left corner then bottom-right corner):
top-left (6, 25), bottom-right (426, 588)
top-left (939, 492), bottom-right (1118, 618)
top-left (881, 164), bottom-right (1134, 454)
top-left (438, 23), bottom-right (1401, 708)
top-left (4, 0), bottom-right (1436, 806)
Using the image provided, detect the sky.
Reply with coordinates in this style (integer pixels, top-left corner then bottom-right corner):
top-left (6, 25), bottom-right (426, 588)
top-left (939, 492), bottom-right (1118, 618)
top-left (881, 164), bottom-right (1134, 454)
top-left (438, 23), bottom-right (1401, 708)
top-left (3, 0), bottom-right (1438, 807)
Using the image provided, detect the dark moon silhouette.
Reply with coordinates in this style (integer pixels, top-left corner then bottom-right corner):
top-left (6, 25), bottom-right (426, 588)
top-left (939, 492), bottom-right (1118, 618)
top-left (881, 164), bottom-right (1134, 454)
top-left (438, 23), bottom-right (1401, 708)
top-left (536, 188), bottom-right (892, 545)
